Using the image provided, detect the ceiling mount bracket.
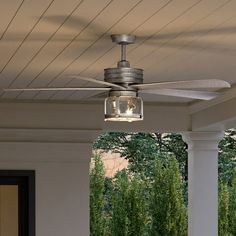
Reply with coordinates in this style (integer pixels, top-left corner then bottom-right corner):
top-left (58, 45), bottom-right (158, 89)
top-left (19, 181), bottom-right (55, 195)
top-left (104, 34), bottom-right (143, 85)
top-left (111, 34), bottom-right (136, 45)
top-left (111, 34), bottom-right (136, 67)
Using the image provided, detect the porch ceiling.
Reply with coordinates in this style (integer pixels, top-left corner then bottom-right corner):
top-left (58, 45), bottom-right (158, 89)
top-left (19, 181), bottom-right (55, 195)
top-left (0, 0), bottom-right (236, 105)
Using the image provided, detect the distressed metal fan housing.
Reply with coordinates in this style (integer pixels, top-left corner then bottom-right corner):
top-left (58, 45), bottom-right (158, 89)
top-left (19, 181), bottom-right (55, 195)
top-left (104, 34), bottom-right (144, 122)
top-left (103, 34), bottom-right (230, 122)
top-left (4, 34), bottom-right (231, 122)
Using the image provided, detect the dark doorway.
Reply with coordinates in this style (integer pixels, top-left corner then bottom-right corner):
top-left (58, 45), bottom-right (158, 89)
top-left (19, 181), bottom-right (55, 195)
top-left (0, 170), bottom-right (35, 236)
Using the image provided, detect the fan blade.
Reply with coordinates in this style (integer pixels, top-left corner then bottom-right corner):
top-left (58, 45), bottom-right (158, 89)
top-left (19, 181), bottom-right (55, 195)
top-left (140, 89), bottom-right (222, 100)
top-left (67, 75), bottom-right (125, 89)
top-left (3, 87), bottom-right (111, 92)
top-left (131, 79), bottom-right (231, 90)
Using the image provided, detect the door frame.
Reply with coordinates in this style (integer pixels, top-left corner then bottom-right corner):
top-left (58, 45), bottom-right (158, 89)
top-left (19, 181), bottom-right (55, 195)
top-left (0, 170), bottom-right (35, 236)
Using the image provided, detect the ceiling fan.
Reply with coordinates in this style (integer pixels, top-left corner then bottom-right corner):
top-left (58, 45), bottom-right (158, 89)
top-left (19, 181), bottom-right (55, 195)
top-left (4, 34), bottom-right (231, 122)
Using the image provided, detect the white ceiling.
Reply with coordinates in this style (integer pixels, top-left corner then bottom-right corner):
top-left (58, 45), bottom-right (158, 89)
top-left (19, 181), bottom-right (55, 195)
top-left (0, 0), bottom-right (236, 103)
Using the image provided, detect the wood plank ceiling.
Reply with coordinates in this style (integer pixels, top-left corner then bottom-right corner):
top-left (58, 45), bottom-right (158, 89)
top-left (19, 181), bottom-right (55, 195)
top-left (0, 0), bottom-right (236, 103)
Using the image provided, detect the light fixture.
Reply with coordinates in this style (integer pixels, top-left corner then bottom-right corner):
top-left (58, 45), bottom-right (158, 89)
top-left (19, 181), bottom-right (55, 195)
top-left (104, 91), bottom-right (143, 122)
top-left (104, 35), bottom-right (143, 122)
top-left (3, 33), bottom-right (231, 123)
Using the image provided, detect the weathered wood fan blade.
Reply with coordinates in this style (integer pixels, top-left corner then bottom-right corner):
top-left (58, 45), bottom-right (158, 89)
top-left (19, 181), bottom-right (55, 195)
top-left (132, 79), bottom-right (230, 90)
top-left (3, 87), bottom-right (111, 92)
top-left (140, 89), bottom-right (222, 100)
top-left (66, 75), bottom-right (125, 89)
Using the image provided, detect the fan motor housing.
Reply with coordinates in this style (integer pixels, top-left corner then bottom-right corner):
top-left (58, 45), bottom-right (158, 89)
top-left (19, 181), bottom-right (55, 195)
top-left (105, 34), bottom-right (144, 86)
top-left (104, 67), bottom-right (143, 85)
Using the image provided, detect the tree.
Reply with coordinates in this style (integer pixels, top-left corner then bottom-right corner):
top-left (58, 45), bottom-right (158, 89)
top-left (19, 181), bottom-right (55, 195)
top-left (229, 168), bottom-right (236, 235)
top-left (219, 129), bottom-right (236, 183)
top-left (127, 175), bottom-right (148, 236)
top-left (90, 153), bottom-right (105, 236)
top-left (218, 182), bottom-right (230, 236)
top-left (103, 177), bottom-right (114, 236)
top-left (111, 171), bottom-right (129, 236)
top-left (94, 130), bottom-right (236, 189)
top-left (94, 132), bottom-right (160, 177)
top-left (150, 159), bottom-right (168, 235)
top-left (159, 133), bottom-right (188, 180)
top-left (110, 170), bottom-right (149, 236)
top-left (150, 157), bottom-right (187, 236)
top-left (91, 130), bottom-right (236, 235)
top-left (94, 132), bottom-right (188, 179)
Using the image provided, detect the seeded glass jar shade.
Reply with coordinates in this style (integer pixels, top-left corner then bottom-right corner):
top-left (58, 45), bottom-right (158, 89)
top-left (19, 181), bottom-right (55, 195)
top-left (104, 96), bottom-right (143, 122)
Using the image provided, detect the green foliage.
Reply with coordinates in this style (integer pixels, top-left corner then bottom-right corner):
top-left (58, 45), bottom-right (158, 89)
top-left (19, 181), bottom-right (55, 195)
top-left (93, 132), bottom-right (129, 153)
top-left (160, 133), bottom-right (188, 180)
top-left (94, 130), bottom-right (236, 184)
top-left (122, 133), bottom-right (161, 176)
top-left (94, 132), bottom-right (187, 179)
top-left (229, 168), bottom-right (236, 235)
top-left (103, 177), bottom-right (113, 236)
top-left (94, 133), bottom-right (160, 177)
top-left (219, 130), bottom-right (236, 183)
top-left (90, 153), bottom-right (105, 236)
top-left (110, 171), bottom-right (149, 236)
top-left (150, 157), bottom-right (187, 236)
top-left (91, 130), bottom-right (236, 235)
top-left (219, 182), bottom-right (230, 236)
top-left (111, 171), bottom-right (129, 236)
top-left (127, 176), bottom-right (148, 236)
top-left (150, 159), bottom-right (167, 235)
top-left (103, 177), bottom-right (113, 213)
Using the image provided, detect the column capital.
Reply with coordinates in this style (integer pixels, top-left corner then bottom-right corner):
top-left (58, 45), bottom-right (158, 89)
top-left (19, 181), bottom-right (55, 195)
top-left (182, 131), bottom-right (224, 151)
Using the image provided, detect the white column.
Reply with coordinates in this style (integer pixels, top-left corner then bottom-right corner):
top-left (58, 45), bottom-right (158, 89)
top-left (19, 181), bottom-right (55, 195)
top-left (182, 131), bottom-right (224, 236)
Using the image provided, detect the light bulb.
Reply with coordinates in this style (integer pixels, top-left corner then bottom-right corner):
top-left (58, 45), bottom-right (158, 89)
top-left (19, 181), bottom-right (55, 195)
top-left (125, 98), bottom-right (136, 115)
top-left (111, 98), bottom-right (121, 114)
top-left (126, 108), bottom-right (133, 115)
top-left (111, 99), bottom-right (116, 113)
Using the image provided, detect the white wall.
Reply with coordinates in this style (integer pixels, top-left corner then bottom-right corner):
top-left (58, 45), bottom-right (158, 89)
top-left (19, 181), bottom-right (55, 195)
top-left (0, 142), bottom-right (92, 236)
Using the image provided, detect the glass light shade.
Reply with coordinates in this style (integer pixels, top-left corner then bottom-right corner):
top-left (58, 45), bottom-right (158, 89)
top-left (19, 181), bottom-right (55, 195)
top-left (104, 96), bottom-right (143, 122)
